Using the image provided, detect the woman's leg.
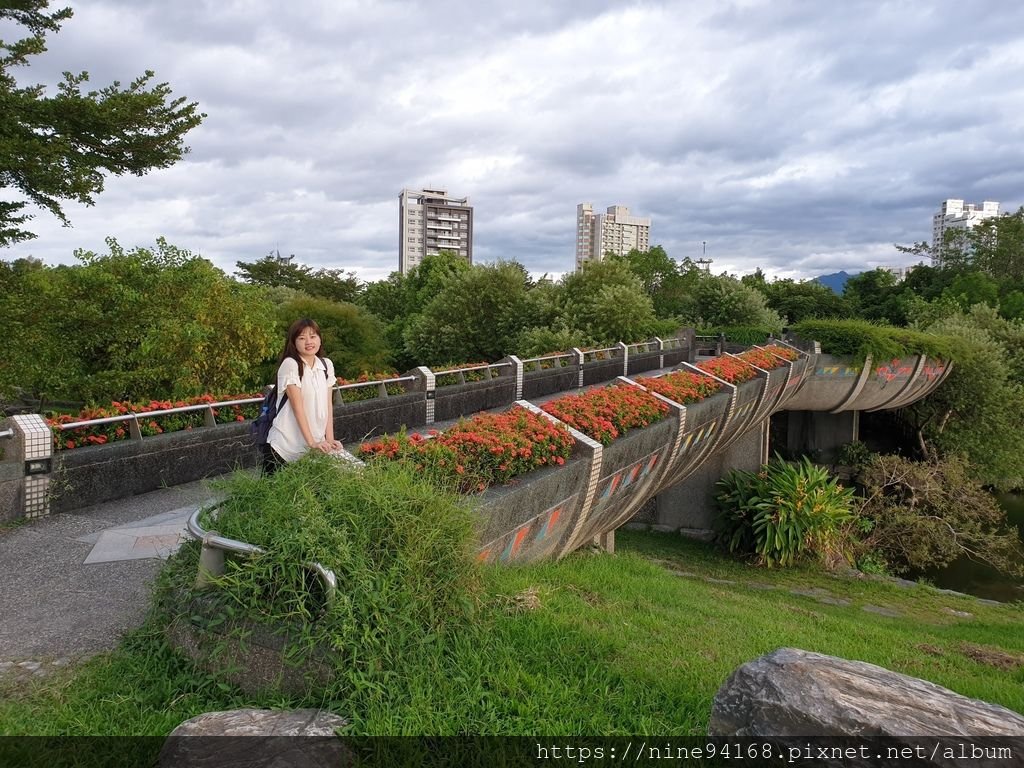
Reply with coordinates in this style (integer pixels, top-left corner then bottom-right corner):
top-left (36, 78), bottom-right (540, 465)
top-left (261, 444), bottom-right (285, 475)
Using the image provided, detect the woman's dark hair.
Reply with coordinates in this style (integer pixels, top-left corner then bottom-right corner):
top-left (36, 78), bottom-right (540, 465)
top-left (279, 318), bottom-right (323, 380)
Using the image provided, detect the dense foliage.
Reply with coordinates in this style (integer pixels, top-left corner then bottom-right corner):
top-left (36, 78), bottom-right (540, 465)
top-left (790, 318), bottom-right (959, 363)
top-left (1, 240), bottom-right (277, 404)
top-left (0, 1), bottom-right (203, 245)
top-left (715, 456), bottom-right (856, 568)
top-left (855, 454), bottom-right (1024, 577)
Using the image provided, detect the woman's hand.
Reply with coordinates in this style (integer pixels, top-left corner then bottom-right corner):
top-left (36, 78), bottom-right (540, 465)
top-left (313, 439), bottom-right (344, 453)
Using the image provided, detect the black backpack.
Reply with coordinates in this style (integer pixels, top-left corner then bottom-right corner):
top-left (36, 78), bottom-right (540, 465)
top-left (251, 365), bottom-right (330, 446)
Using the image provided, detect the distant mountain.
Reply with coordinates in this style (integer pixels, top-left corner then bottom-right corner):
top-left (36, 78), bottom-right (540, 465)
top-left (813, 270), bottom-right (856, 294)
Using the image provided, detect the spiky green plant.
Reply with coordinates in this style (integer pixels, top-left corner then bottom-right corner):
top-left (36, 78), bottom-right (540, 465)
top-left (715, 455), bottom-right (856, 567)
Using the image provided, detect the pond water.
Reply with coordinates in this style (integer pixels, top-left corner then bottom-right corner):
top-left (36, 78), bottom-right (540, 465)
top-left (919, 492), bottom-right (1024, 603)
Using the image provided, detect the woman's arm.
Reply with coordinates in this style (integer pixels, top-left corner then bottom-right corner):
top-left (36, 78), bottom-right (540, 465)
top-left (324, 361), bottom-right (342, 449)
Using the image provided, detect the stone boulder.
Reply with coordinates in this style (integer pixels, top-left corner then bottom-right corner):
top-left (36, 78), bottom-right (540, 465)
top-left (710, 648), bottom-right (1024, 764)
top-left (159, 708), bottom-right (350, 768)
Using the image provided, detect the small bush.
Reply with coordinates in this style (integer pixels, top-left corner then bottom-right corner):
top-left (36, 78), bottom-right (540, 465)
top-left (715, 455), bottom-right (856, 568)
top-left (836, 440), bottom-right (874, 469)
top-left (698, 325), bottom-right (779, 346)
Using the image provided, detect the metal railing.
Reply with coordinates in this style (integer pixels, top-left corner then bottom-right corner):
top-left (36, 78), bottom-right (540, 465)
top-left (521, 352), bottom-right (574, 373)
top-left (55, 397), bottom-right (263, 440)
top-left (46, 335), bottom-right (696, 439)
top-left (432, 361), bottom-right (512, 386)
top-left (51, 375), bottom-right (418, 438)
top-left (186, 503), bottom-right (338, 605)
top-left (334, 375), bottom-right (415, 401)
top-left (580, 345), bottom-right (621, 363)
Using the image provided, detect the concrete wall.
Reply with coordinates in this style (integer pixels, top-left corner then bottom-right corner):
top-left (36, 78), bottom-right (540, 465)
top-left (783, 410), bottom-right (859, 463)
top-left (652, 421), bottom-right (768, 537)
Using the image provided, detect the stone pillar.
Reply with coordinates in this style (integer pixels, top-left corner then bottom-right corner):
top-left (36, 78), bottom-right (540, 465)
top-left (405, 366), bottom-right (436, 424)
top-left (678, 327), bottom-right (697, 364)
top-left (498, 355), bottom-right (524, 401)
top-left (618, 341), bottom-right (629, 377)
top-left (0, 414), bottom-right (54, 522)
top-left (572, 348), bottom-right (585, 388)
top-left (653, 337), bottom-right (665, 369)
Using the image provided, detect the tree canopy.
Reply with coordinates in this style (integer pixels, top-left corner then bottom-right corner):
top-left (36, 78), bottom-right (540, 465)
top-left (0, 1), bottom-right (204, 246)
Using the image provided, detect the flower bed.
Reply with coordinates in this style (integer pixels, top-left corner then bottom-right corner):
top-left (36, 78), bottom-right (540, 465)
top-left (540, 383), bottom-right (669, 445)
top-left (634, 370), bottom-right (720, 405)
top-left (736, 344), bottom-right (799, 370)
top-left (47, 394), bottom-right (261, 450)
top-left (357, 405), bottom-right (575, 493)
top-left (696, 355), bottom-right (758, 384)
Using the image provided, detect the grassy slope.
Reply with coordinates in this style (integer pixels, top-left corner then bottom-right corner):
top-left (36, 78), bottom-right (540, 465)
top-left (1, 531), bottom-right (1021, 736)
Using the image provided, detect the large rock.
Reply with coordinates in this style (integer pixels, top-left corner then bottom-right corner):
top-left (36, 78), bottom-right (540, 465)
top-left (710, 648), bottom-right (1024, 764)
top-left (159, 708), bottom-right (350, 768)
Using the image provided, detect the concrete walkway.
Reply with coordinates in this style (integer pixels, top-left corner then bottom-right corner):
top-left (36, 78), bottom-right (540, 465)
top-left (0, 479), bottom-right (218, 676)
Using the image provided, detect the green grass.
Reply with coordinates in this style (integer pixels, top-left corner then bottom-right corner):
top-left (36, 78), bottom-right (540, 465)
top-left (2, 531), bottom-right (1021, 740)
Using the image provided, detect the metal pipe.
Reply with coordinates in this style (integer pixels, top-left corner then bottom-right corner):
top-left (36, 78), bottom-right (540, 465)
top-left (185, 504), bottom-right (338, 605)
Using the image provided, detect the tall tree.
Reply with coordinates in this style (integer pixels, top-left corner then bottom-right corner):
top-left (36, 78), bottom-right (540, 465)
top-left (402, 261), bottom-right (535, 365)
top-left (558, 259), bottom-right (662, 343)
top-left (0, 1), bottom-right (204, 245)
top-left (235, 253), bottom-right (361, 303)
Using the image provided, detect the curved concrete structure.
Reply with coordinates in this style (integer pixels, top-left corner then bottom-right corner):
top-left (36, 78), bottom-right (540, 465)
top-left (476, 350), bottom-right (951, 564)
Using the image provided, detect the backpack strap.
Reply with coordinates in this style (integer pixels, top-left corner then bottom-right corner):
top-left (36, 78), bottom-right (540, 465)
top-left (277, 359), bottom-right (331, 411)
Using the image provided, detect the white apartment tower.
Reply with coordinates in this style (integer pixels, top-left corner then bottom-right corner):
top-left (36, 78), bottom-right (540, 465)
top-left (399, 188), bottom-right (473, 274)
top-left (931, 199), bottom-right (999, 265)
top-left (576, 203), bottom-right (651, 269)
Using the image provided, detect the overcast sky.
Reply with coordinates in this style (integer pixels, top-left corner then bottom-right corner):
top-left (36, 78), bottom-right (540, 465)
top-left (4, 0), bottom-right (1024, 284)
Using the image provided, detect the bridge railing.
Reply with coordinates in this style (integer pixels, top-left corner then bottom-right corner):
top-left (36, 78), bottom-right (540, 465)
top-left (432, 361), bottom-right (513, 386)
top-left (54, 397), bottom-right (264, 441)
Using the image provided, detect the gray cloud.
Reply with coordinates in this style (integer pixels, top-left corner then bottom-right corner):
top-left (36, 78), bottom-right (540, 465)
top-left (4, 0), bottom-right (1023, 285)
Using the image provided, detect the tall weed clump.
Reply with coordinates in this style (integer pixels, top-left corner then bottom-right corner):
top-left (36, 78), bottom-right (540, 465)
top-left (179, 453), bottom-right (480, 689)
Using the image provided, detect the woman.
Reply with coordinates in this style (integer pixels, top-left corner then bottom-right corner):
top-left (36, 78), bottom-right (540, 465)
top-left (263, 318), bottom-right (344, 474)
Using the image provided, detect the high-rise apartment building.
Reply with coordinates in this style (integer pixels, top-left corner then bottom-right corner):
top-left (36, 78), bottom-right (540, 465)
top-left (399, 188), bottom-right (473, 274)
top-left (931, 199), bottom-right (999, 265)
top-left (575, 203), bottom-right (651, 269)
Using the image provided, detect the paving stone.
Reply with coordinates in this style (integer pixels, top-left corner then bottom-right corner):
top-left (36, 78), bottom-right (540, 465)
top-left (816, 596), bottom-right (852, 607)
top-left (942, 607), bottom-right (974, 618)
top-left (862, 604), bottom-right (902, 617)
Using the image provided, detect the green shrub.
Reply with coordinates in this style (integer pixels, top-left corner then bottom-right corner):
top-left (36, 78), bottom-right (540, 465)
top-left (790, 318), bottom-right (961, 364)
top-left (855, 454), bottom-right (1024, 577)
top-left (836, 440), bottom-right (874, 469)
top-left (715, 455), bottom-right (856, 567)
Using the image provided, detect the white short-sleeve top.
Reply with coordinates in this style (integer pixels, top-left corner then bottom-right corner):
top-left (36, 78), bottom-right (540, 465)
top-left (267, 355), bottom-right (336, 462)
